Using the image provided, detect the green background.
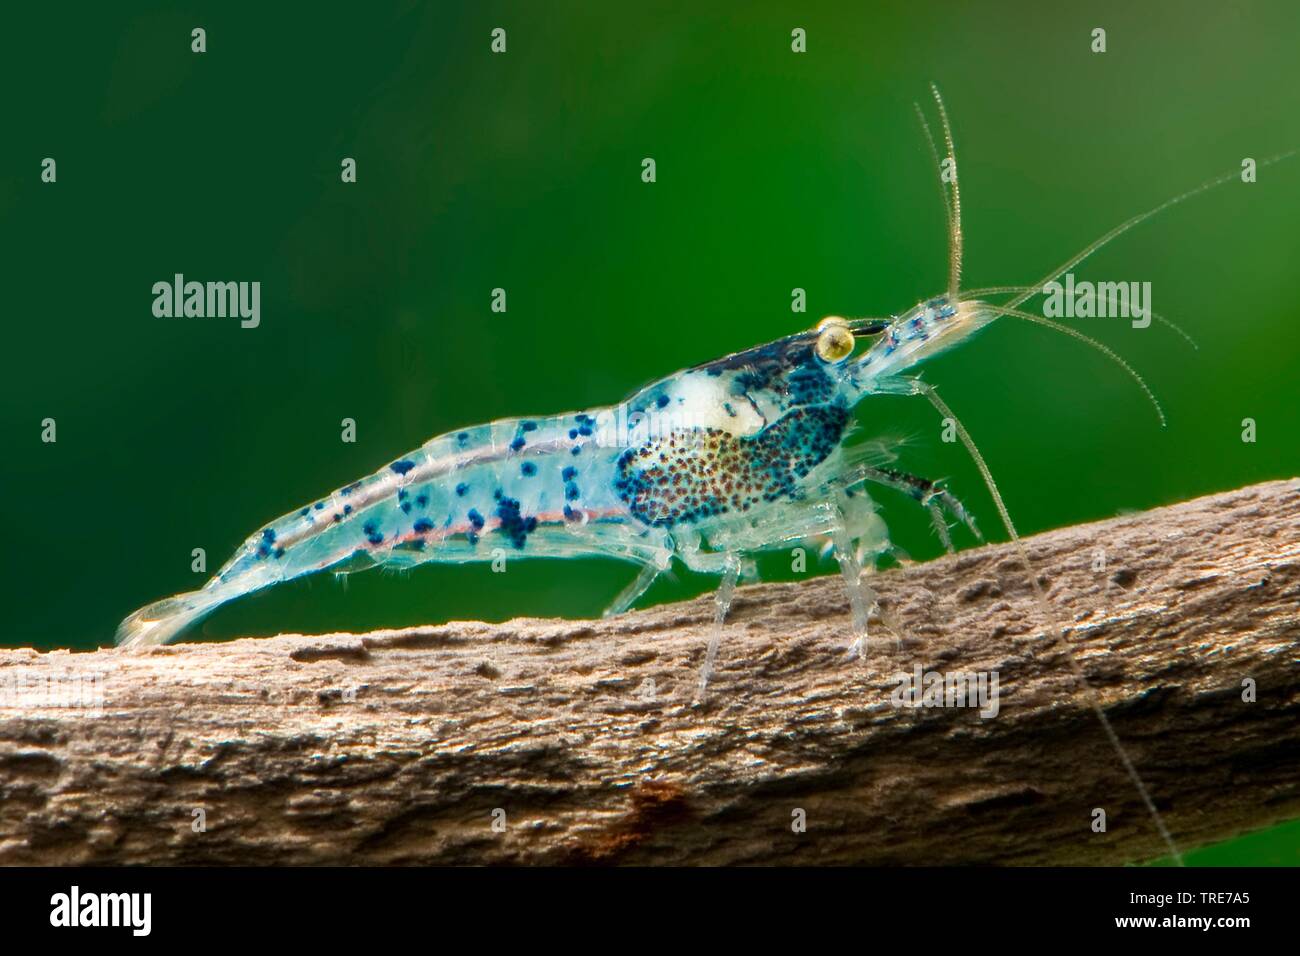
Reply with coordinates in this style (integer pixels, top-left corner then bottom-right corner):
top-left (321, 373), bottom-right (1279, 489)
top-left (2, 2), bottom-right (1297, 865)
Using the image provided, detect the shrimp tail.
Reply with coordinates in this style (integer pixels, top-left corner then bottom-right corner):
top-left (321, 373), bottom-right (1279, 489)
top-left (115, 586), bottom-right (230, 648)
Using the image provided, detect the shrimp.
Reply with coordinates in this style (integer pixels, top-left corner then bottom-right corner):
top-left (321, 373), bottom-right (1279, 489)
top-left (118, 84), bottom-right (1294, 865)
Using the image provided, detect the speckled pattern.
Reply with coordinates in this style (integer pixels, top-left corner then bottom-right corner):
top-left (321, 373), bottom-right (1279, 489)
top-left (615, 405), bottom-right (851, 527)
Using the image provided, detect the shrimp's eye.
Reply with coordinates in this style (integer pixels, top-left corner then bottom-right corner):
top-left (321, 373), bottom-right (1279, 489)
top-left (815, 319), bottom-right (855, 363)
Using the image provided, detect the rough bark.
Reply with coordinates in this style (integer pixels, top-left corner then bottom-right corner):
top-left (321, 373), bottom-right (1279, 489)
top-left (2, 479), bottom-right (1298, 866)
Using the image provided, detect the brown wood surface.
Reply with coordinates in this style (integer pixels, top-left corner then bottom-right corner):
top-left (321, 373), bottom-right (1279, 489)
top-left (1, 479), bottom-right (1298, 865)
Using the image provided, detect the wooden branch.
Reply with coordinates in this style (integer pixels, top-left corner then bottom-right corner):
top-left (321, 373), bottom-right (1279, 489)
top-left (2, 479), bottom-right (1298, 865)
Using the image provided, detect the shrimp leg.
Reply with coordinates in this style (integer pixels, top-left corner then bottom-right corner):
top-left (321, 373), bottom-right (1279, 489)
top-left (830, 499), bottom-right (881, 658)
top-left (850, 465), bottom-right (982, 552)
top-left (603, 562), bottom-right (662, 617)
top-left (697, 554), bottom-right (741, 700)
top-left (672, 532), bottom-right (749, 699)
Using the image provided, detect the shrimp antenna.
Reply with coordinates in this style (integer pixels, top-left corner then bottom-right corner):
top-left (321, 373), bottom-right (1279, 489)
top-left (931, 83), bottom-right (963, 298)
top-left (962, 285), bottom-right (1199, 350)
top-left (914, 101), bottom-right (954, 272)
top-left (1001, 147), bottom-right (1300, 316)
top-left (966, 301), bottom-right (1166, 426)
top-left (915, 86), bottom-right (964, 299)
top-left (908, 378), bottom-right (1184, 866)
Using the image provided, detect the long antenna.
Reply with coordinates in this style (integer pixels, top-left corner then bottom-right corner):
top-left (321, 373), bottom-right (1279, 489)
top-left (1001, 148), bottom-right (1300, 316)
top-left (914, 101), bottom-right (954, 275)
top-left (912, 379), bottom-right (1184, 865)
top-left (904, 84), bottom-right (1237, 863)
top-left (967, 301), bottom-right (1166, 426)
top-left (960, 285), bottom-right (1199, 350)
top-left (931, 83), bottom-right (963, 298)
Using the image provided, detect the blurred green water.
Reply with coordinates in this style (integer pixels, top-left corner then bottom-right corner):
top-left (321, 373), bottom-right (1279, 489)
top-left (1, 1), bottom-right (1297, 865)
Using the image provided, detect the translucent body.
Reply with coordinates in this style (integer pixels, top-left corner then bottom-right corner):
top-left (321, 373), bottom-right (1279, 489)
top-left (116, 304), bottom-right (966, 648)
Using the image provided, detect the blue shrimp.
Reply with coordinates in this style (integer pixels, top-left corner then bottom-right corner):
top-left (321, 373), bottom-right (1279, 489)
top-left (119, 85), bottom-right (1295, 864)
